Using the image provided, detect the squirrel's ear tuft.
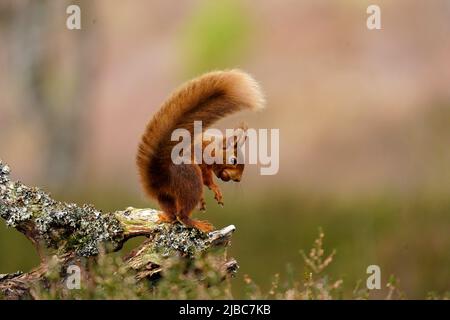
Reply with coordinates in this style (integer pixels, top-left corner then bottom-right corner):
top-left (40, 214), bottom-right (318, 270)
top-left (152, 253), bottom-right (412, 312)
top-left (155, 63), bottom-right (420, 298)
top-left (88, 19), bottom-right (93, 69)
top-left (235, 123), bottom-right (248, 145)
top-left (236, 121), bottom-right (248, 131)
top-left (226, 125), bottom-right (247, 149)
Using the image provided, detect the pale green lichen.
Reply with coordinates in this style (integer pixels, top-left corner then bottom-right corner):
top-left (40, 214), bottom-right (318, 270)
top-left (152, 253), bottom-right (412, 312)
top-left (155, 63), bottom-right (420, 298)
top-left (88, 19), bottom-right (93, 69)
top-left (151, 223), bottom-right (209, 257)
top-left (1, 160), bottom-right (233, 262)
top-left (0, 160), bottom-right (124, 257)
top-left (124, 223), bottom-right (212, 274)
top-left (0, 160), bottom-right (38, 227)
top-left (116, 207), bottom-right (214, 257)
top-left (35, 203), bottom-right (124, 256)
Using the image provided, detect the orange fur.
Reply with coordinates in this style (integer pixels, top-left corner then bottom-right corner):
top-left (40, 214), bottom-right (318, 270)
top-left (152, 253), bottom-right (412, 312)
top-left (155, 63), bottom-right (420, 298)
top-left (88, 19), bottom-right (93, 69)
top-left (136, 70), bottom-right (265, 232)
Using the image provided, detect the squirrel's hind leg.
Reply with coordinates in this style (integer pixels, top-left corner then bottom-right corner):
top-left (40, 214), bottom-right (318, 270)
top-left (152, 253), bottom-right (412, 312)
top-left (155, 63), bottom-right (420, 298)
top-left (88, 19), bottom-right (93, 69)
top-left (157, 194), bottom-right (177, 224)
top-left (176, 193), bottom-right (214, 233)
top-left (165, 164), bottom-right (212, 232)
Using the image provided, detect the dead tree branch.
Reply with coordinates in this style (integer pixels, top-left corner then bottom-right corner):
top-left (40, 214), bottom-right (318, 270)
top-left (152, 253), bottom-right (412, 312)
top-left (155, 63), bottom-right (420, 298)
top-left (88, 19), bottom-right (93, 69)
top-left (0, 160), bottom-right (237, 299)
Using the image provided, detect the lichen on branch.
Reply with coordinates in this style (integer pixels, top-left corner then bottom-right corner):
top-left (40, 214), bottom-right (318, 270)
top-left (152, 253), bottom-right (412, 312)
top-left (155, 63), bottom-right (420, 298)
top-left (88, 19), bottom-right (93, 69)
top-left (0, 160), bottom-right (124, 257)
top-left (0, 159), bottom-right (237, 299)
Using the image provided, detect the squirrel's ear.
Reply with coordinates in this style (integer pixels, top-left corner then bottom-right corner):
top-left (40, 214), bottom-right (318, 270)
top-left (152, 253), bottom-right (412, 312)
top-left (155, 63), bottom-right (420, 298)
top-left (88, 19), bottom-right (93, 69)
top-left (226, 123), bottom-right (248, 149)
top-left (235, 122), bottom-right (248, 145)
top-left (225, 135), bottom-right (235, 149)
top-left (236, 121), bottom-right (248, 131)
top-left (235, 128), bottom-right (247, 146)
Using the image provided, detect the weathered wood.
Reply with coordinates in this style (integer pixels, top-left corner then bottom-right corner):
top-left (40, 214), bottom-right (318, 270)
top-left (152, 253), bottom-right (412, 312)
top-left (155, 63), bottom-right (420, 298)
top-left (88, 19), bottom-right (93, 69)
top-left (0, 160), bottom-right (237, 299)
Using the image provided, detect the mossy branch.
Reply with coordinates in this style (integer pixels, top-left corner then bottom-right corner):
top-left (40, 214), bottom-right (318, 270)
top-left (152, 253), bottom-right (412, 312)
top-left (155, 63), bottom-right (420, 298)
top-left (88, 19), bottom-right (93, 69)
top-left (0, 160), bottom-right (237, 299)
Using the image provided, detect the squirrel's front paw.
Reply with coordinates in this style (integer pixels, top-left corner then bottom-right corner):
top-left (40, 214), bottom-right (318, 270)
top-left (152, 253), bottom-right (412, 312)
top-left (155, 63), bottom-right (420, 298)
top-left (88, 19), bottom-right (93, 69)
top-left (209, 185), bottom-right (224, 207)
top-left (214, 193), bottom-right (224, 207)
top-left (199, 198), bottom-right (207, 212)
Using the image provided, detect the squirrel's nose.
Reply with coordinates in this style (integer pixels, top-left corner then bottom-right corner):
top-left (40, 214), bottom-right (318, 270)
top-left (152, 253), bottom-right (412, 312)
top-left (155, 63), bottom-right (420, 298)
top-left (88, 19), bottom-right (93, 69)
top-left (234, 178), bottom-right (241, 182)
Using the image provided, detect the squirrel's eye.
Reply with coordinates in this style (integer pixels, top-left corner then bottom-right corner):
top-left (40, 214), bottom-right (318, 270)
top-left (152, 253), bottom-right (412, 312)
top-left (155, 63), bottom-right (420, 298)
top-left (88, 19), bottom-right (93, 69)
top-left (229, 156), bottom-right (238, 165)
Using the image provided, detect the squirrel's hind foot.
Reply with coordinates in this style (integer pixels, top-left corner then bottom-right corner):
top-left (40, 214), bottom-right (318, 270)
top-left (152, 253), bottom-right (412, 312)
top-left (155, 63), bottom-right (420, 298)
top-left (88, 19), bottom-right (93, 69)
top-left (191, 220), bottom-right (214, 233)
top-left (178, 216), bottom-right (214, 233)
top-left (157, 212), bottom-right (177, 224)
top-left (158, 212), bottom-right (214, 233)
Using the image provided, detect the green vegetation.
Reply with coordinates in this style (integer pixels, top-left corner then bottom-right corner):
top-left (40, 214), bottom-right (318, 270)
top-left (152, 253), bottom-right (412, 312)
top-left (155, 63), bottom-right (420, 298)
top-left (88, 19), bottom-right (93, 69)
top-left (180, 0), bottom-right (252, 76)
top-left (1, 188), bottom-right (450, 299)
top-left (27, 230), bottom-right (449, 299)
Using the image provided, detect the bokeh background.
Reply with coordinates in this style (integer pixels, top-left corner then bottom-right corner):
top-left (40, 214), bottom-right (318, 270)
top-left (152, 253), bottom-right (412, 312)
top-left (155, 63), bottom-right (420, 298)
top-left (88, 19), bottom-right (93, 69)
top-left (1, 0), bottom-right (450, 298)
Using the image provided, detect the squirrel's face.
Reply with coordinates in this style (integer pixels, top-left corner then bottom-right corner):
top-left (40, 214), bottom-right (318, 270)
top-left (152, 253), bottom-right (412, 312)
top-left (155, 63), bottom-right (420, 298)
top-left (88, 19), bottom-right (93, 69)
top-left (212, 124), bottom-right (247, 183)
top-left (214, 161), bottom-right (245, 182)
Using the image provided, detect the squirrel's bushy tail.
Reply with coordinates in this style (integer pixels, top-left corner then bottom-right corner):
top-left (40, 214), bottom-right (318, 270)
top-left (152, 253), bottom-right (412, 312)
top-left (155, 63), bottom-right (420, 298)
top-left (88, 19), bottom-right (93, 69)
top-left (137, 69), bottom-right (265, 196)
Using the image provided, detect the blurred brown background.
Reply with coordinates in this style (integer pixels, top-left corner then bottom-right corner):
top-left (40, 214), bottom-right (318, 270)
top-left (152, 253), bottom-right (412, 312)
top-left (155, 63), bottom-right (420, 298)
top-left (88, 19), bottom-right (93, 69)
top-left (1, 0), bottom-right (449, 298)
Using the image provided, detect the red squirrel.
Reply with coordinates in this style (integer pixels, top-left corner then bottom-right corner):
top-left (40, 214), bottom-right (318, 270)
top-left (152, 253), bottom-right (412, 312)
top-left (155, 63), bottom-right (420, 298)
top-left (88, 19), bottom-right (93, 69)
top-left (136, 70), bottom-right (265, 232)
